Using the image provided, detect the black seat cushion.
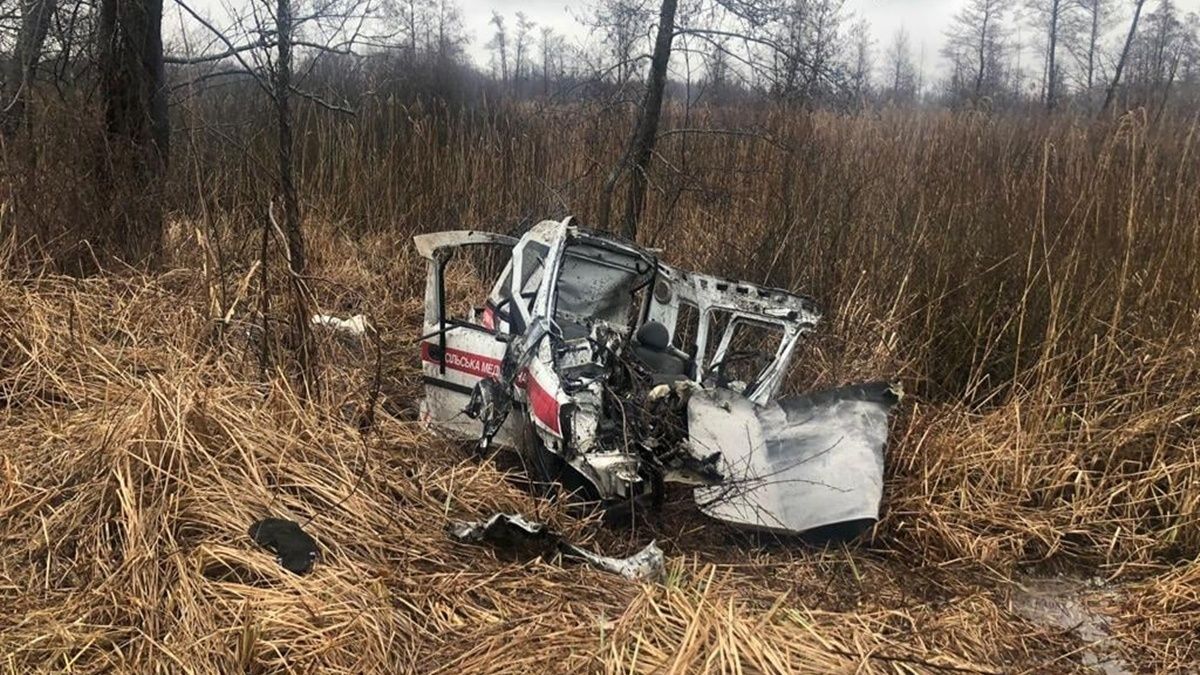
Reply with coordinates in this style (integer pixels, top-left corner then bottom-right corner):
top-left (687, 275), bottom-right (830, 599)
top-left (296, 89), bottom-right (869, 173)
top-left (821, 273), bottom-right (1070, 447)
top-left (633, 321), bottom-right (688, 378)
top-left (636, 321), bottom-right (670, 350)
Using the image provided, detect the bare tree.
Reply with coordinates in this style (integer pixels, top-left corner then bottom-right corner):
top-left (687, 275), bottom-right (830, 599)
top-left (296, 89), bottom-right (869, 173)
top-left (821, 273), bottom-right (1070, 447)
top-left (771, 0), bottom-right (809, 96)
top-left (432, 0), bottom-right (465, 63)
top-left (592, 0), bottom-right (846, 237)
top-left (1026, 0), bottom-right (1071, 110)
top-left (848, 17), bottom-right (873, 104)
top-left (165, 0), bottom-right (379, 393)
top-left (885, 27), bottom-right (917, 103)
top-left (597, 0), bottom-right (677, 239)
top-left (765, 0), bottom-right (851, 104)
top-left (1012, 20), bottom-right (1029, 98)
top-left (97, 0), bottom-right (168, 264)
top-left (270, 0), bottom-right (318, 395)
top-left (486, 10), bottom-right (507, 84)
top-left (2, 0), bottom-right (56, 137)
top-left (589, 0), bottom-right (650, 88)
top-left (387, 0), bottom-right (464, 64)
top-left (1124, 0), bottom-right (1197, 114)
top-left (1077, 0), bottom-right (1110, 95)
top-left (396, 0), bottom-right (420, 58)
top-left (943, 0), bottom-right (1008, 102)
top-left (695, 33), bottom-right (737, 103)
top-left (513, 10), bottom-right (534, 92)
top-left (539, 25), bottom-right (560, 96)
top-left (1102, 0), bottom-right (1148, 112)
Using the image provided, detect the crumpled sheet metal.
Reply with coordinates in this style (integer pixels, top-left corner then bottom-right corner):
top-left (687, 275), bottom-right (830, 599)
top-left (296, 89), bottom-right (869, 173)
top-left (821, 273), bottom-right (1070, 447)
top-left (692, 381), bottom-right (901, 535)
top-left (448, 513), bottom-right (665, 582)
top-left (565, 539), bottom-right (665, 582)
top-left (448, 513), bottom-right (551, 544)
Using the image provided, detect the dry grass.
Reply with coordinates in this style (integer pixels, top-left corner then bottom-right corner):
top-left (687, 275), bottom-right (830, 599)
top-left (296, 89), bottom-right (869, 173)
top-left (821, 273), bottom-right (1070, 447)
top-left (3, 103), bottom-right (1200, 672)
top-left (1123, 557), bottom-right (1200, 669)
top-left (0, 261), bottom-right (1074, 674)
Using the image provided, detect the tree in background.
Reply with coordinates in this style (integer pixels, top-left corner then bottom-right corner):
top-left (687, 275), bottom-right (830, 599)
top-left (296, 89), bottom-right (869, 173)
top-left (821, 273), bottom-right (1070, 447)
top-left (512, 11), bottom-right (534, 94)
top-left (1102, 0), bottom-right (1149, 112)
top-left (595, 0), bottom-right (827, 237)
top-left (1025, 0), bottom-right (1071, 110)
top-left (1070, 0), bottom-right (1112, 99)
top-left (765, 0), bottom-right (852, 105)
top-left (431, 0), bottom-right (466, 64)
top-left (1, 0), bottom-right (56, 138)
top-left (97, 0), bottom-right (168, 264)
top-left (597, 0), bottom-right (677, 239)
top-left (848, 17), bottom-right (873, 106)
top-left (589, 0), bottom-right (651, 90)
top-left (943, 0), bottom-right (1009, 104)
top-left (391, 0), bottom-right (466, 66)
top-left (396, 0), bottom-right (421, 60)
top-left (1124, 0), bottom-right (1199, 112)
top-left (698, 35), bottom-right (739, 103)
top-left (885, 27), bottom-right (918, 103)
top-left (486, 11), bottom-right (507, 85)
top-left (539, 25), bottom-right (561, 96)
top-left (162, 0), bottom-right (381, 392)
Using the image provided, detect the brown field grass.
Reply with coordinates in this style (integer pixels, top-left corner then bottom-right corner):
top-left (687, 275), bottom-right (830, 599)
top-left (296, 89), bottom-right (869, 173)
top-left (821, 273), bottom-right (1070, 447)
top-left (2, 103), bottom-right (1200, 672)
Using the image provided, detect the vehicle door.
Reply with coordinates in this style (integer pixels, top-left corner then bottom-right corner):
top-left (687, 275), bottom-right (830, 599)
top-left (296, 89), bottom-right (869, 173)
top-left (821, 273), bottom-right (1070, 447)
top-left (415, 232), bottom-right (518, 442)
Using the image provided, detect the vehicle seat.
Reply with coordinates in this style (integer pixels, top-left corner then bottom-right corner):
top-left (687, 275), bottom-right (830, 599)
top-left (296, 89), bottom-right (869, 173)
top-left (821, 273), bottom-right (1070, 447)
top-left (632, 321), bottom-right (690, 380)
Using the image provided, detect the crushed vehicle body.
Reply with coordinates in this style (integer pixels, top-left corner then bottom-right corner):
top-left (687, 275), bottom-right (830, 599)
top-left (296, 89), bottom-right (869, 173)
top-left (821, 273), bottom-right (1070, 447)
top-left (415, 218), bottom-right (900, 537)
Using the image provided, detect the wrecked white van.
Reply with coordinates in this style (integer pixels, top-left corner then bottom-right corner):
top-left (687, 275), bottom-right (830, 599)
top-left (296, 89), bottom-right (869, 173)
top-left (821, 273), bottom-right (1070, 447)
top-left (416, 217), bottom-right (900, 538)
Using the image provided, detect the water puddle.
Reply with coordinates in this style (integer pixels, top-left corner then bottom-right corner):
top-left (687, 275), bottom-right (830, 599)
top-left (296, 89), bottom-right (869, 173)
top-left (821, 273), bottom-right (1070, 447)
top-left (1009, 574), bottom-right (1131, 675)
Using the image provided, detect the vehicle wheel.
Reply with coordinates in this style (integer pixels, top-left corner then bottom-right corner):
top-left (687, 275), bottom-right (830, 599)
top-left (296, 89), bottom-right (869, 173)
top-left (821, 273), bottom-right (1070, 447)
top-left (597, 467), bottom-right (661, 527)
top-left (527, 438), bottom-right (565, 501)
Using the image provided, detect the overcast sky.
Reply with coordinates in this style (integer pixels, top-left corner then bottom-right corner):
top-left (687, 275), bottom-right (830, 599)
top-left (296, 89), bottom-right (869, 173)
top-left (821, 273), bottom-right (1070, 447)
top-left (461, 0), bottom-right (1200, 80)
top-left (177, 0), bottom-right (1200, 83)
top-left (463, 1), bottom-right (956, 70)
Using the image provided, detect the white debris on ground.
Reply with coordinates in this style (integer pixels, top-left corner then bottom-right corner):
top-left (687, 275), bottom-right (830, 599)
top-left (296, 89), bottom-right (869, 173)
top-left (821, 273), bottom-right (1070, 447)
top-left (567, 540), bottom-right (665, 582)
top-left (312, 313), bottom-right (371, 337)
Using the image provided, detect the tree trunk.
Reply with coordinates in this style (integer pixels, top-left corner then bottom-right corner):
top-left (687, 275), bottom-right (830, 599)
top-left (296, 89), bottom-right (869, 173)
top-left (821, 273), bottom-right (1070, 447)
top-left (1101, 0), bottom-right (1147, 113)
top-left (274, 0), bottom-right (317, 397)
top-left (2, 0), bottom-right (56, 138)
top-left (1086, 0), bottom-right (1100, 92)
top-left (621, 0), bottom-right (678, 240)
top-left (275, 0), bottom-right (301, 279)
top-left (97, 0), bottom-right (168, 265)
top-left (1154, 45), bottom-right (1182, 123)
top-left (974, 6), bottom-right (989, 99)
top-left (1046, 0), bottom-right (1060, 111)
top-left (597, 0), bottom-right (678, 240)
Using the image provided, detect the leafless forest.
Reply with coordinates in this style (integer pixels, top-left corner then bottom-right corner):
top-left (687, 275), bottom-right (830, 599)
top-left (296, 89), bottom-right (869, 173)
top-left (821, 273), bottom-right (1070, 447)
top-left (2, 0), bottom-right (1200, 672)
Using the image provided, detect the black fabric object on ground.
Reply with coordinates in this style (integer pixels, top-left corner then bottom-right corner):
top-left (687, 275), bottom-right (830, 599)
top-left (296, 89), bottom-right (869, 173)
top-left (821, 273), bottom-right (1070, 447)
top-left (249, 517), bottom-right (318, 574)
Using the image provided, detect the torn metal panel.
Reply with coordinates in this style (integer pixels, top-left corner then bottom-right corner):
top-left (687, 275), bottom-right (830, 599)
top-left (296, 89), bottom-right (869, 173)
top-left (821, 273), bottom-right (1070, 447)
top-left (691, 382), bottom-right (901, 534)
top-left (565, 540), bottom-right (665, 582)
top-left (448, 513), bottom-right (665, 582)
top-left (448, 512), bottom-right (551, 544)
top-left (412, 230), bottom-right (518, 259)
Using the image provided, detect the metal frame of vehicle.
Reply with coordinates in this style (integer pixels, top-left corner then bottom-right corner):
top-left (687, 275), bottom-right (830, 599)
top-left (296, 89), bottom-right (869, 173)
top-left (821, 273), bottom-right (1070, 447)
top-left (416, 217), bottom-right (899, 536)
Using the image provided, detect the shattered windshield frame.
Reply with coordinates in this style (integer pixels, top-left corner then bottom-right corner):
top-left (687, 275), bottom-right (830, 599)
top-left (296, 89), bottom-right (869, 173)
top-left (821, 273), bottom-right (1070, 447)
top-left (544, 232), bottom-right (658, 342)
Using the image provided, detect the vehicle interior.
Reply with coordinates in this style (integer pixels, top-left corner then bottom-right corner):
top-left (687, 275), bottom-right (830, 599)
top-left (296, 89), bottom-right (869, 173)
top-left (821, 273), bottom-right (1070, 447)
top-left (551, 239), bottom-right (655, 341)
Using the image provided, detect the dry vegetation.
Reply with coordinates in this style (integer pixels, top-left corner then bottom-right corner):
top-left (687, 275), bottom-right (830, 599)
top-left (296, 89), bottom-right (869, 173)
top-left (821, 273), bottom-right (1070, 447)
top-left (3, 103), bottom-right (1200, 672)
